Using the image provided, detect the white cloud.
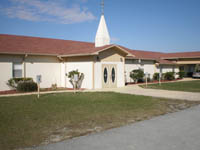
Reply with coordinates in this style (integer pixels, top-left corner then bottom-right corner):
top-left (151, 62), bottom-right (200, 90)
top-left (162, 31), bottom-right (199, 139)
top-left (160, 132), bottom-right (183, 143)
top-left (1, 0), bottom-right (96, 24)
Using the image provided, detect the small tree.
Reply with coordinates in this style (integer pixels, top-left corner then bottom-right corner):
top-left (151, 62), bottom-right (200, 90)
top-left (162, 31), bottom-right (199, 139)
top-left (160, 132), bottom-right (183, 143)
top-left (66, 70), bottom-right (84, 89)
top-left (130, 69), bottom-right (144, 83)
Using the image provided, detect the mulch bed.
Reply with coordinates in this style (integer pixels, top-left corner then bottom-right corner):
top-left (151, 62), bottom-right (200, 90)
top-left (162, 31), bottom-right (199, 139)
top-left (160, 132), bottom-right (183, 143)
top-left (0, 90), bottom-right (20, 95)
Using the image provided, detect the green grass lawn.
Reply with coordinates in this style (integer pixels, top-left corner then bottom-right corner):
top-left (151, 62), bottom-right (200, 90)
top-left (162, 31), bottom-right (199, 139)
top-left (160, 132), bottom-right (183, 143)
top-left (0, 92), bottom-right (199, 150)
top-left (140, 80), bottom-right (200, 92)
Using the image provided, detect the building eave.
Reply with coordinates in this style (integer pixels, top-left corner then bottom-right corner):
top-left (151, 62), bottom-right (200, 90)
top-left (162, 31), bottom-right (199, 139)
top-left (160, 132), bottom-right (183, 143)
top-left (125, 57), bottom-right (156, 61)
top-left (59, 53), bottom-right (97, 58)
top-left (0, 52), bottom-right (58, 56)
top-left (161, 56), bottom-right (200, 59)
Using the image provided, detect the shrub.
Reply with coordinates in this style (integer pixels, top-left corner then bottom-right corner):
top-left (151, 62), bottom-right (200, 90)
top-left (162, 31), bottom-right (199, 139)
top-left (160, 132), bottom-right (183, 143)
top-left (153, 73), bottom-right (160, 81)
top-left (7, 78), bottom-right (33, 89)
top-left (13, 77), bottom-right (33, 83)
top-left (178, 71), bottom-right (185, 79)
top-left (130, 69), bottom-right (144, 83)
top-left (163, 72), bottom-right (175, 80)
top-left (51, 84), bottom-right (57, 90)
top-left (17, 81), bottom-right (38, 92)
top-left (7, 78), bottom-right (17, 89)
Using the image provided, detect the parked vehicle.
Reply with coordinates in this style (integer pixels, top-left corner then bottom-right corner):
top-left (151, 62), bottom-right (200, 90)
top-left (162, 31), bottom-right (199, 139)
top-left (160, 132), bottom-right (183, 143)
top-left (193, 70), bottom-right (200, 78)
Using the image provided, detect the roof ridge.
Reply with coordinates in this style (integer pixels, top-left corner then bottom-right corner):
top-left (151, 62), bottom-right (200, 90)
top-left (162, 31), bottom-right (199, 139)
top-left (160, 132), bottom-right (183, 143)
top-left (131, 49), bottom-right (165, 54)
top-left (0, 34), bottom-right (94, 45)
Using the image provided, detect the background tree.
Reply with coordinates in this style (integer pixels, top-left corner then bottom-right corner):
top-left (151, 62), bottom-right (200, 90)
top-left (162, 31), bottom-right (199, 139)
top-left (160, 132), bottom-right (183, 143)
top-left (130, 69), bottom-right (144, 83)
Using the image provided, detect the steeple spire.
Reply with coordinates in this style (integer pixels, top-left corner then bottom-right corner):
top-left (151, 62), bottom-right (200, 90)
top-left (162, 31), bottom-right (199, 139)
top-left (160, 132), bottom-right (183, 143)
top-left (95, 0), bottom-right (110, 47)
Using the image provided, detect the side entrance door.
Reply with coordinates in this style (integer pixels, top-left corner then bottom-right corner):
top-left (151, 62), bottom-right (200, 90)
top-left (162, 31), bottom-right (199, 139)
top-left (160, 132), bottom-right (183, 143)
top-left (102, 64), bottom-right (117, 88)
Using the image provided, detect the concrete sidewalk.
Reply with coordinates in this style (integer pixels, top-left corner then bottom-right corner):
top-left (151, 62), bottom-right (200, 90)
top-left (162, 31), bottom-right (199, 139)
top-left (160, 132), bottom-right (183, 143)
top-left (25, 105), bottom-right (200, 150)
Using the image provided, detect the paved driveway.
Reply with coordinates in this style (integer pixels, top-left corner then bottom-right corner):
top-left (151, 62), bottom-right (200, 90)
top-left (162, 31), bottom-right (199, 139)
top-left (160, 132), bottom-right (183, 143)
top-left (93, 85), bottom-right (200, 101)
top-left (26, 105), bottom-right (200, 150)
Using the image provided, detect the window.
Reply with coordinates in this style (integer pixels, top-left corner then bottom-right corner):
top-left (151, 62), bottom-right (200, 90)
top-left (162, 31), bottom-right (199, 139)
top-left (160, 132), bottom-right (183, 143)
top-left (111, 67), bottom-right (115, 83)
top-left (13, 63), bottom-right (22, 78)
top-left (103, 67), bottom-right (108, 83)
top-left (179, 66), bottom-right (184, 71)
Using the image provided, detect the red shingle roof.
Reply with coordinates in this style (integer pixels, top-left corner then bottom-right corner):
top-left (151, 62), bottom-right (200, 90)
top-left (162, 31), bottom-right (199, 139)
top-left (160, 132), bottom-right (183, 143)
top-left (0, 34), bottom-right (199, 64)
top-left (120, 46), bottom-right (164, 60)
top-left (156, 59), bottom-right (175, 65)
top-left (120, 46), bottom-right (170, 64)
top-left (122, 46), bottom-right (200, 64)
top-left (0, 34), bottom-right (113, 56)
top-left (161, 51), bottom-right (200, 59)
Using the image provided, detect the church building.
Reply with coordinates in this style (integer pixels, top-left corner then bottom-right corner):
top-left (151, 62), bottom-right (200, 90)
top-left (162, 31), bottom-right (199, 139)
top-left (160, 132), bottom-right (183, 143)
top-left (0, 3), bottom-right (200, 91)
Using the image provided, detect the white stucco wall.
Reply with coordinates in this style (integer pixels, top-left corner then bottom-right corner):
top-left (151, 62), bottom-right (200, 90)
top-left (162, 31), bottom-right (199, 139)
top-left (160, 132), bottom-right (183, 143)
top-left (0, 55), bottom-right (62, 91)
top-left (0, 53), bottom-right (182, 92)
top-left (65, 62), bottom-right (93, 89)
top-left (94, 62), bottom-right (125, 89)
top-left (0, 62), bottom-right (12, 90)
top-left (155, 65), bottom-right (179, 78)
top-left (60, 62), bottom-right (66, 87)
top-left (160, 65), bottom-right (173, 73)
top-left (25, 56), bottom-right (61, 88)
top-left (0, 55), bottom-right (24, 91)
top-left (156, 65), bottom-right (179, 73)
top-left (94, 62), bottom-right (102, 89)
top-left (125, 59), bottom-right (155, 83)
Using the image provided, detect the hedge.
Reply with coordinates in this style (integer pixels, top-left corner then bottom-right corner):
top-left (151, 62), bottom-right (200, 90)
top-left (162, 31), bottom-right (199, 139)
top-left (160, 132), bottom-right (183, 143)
top-left (7, 77), bottom-right (33, 89)
top-left (17, 81), bottom-right (38, 92)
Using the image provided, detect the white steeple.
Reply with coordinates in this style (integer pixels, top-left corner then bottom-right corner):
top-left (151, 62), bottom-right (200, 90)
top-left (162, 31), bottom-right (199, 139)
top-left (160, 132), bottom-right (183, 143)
top-left (95, 0), bottom-right (110, 47)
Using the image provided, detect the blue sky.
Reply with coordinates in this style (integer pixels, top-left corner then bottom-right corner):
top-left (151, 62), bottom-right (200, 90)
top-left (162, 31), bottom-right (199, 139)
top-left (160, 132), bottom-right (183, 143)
top-left (0, 0), bottom-right (200, 53)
